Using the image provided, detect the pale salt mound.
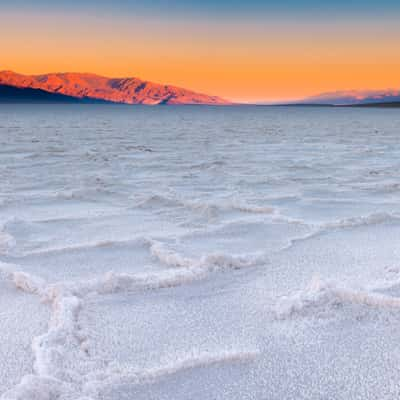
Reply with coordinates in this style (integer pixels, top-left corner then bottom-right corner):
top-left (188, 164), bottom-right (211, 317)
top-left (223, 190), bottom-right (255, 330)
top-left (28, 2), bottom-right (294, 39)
top-left (2, 239), bottom-right (167, 283)
top-left (261, 279), bottom-right (400, 400)
top-left (1, 212), bottom-right (186, 258)
top-left (0, 269), bottom-right (50, 392)
top-left (165, 220), bottom-right (312, 261)
top-left (257, 220), bottom-right (400, 296)
top-left (79, 284), bottom-right (259, 372)
top-left (77, 274), bottom-right (261, 398)
top-left (0, 197), bottom-right (123, 224)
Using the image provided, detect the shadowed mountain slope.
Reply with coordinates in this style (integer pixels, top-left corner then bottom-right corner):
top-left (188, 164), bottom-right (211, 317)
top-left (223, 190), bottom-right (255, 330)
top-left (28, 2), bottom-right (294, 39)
top-left (0, 84), bottom-right (109, 103)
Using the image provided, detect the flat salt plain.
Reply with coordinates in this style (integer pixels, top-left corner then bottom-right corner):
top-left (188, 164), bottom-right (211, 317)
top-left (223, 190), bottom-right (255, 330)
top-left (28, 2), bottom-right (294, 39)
top-left (1, 104), bottom-right (400, 399)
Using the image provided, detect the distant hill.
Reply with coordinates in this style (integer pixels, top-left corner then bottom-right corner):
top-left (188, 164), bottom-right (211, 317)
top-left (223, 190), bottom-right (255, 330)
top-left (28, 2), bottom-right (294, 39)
top-left (348, 102), bottom-right (400, 108)
top-left (0, 71), bottom-right (232, 105)
top-left (300, 89), bottom-right (400, 106)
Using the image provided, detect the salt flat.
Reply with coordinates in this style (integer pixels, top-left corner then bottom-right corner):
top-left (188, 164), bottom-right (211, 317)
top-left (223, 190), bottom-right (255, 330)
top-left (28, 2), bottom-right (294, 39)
top-left (1, 104), bottom-right (400, 399)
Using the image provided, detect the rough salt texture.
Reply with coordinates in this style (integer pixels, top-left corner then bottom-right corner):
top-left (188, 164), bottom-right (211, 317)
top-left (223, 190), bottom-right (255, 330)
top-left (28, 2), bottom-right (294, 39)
top-left (0, 272), bottom-right (50, 392)
top-left (1, 105), bottom-right (400, 399)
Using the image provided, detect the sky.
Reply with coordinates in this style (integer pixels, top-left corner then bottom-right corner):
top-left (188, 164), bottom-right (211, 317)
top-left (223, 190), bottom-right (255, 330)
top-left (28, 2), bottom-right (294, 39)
top-left (1, 0), bottom-right (400, 102)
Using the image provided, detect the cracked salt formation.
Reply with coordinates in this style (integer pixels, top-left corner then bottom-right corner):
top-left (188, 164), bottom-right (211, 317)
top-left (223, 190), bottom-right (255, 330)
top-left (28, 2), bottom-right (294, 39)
top-left (2, 105), bottom-right (400, 399)
top-left (0, 266), bottom-right (50, 393)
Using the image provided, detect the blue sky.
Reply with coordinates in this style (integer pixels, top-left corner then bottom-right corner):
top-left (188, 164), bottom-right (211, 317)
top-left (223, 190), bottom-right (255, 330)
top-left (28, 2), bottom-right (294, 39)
top-left (5, 0), bottom-right (400, 17)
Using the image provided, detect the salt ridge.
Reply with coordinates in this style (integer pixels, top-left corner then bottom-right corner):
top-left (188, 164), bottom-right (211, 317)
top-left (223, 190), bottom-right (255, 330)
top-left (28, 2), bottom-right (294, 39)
top-left (133, 193), bottom-right (275, 216)
top-left (273, 211), bottom-right (400, 254)
top-left (83, 350), bottom-right (258, 396)
top-left (0, 262), bottom-right (258, 399)
top-left (276, 276), bottom-right (400, 319)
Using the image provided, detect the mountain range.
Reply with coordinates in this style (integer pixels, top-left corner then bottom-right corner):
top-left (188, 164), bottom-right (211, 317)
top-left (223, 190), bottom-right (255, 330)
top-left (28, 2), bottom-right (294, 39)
top-left (299, 90), bottom-right (400, 106)
top-left (1, 70), bottom-right (399, 107)
top-left (0, 71), bottom-right (231, 105)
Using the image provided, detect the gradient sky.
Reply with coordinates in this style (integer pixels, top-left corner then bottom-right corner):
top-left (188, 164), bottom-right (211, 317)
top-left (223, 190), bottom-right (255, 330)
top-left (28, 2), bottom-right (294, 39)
top-left (1, 1), bottom-right (400, 102)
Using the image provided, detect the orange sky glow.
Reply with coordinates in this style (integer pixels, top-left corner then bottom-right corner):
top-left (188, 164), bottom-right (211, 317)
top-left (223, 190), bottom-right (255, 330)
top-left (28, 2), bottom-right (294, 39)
top-left (1, 11), bottom-right (400, 102)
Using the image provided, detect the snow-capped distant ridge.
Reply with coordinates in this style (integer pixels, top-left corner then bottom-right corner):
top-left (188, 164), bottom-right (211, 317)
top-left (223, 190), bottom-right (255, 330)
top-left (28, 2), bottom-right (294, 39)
top-left (0, 70), bottom-right (232, 105)
top-left (302, 89), bottom-right (400, 105)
